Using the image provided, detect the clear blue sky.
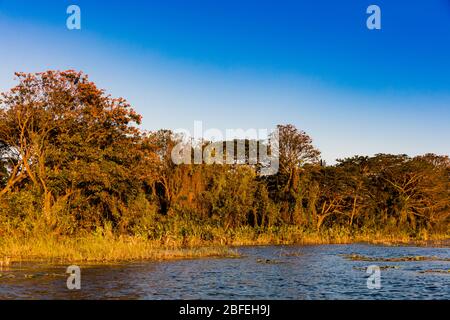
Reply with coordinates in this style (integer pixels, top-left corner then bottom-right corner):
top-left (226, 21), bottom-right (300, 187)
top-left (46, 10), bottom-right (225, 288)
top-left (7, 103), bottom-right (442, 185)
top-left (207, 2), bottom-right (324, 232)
top-left (0, 0), bottom-right (449, 163)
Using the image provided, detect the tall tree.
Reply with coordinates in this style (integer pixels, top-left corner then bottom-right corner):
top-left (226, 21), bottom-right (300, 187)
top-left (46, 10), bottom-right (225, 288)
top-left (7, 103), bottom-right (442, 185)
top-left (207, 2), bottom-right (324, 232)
top-left (0, 71), bottom-right (145, 230)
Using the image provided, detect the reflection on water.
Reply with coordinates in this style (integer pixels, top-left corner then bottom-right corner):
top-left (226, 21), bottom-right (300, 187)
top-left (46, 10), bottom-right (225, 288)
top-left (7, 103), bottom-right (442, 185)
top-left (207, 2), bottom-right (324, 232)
top-left (0, 244), bottom-right (449, 299)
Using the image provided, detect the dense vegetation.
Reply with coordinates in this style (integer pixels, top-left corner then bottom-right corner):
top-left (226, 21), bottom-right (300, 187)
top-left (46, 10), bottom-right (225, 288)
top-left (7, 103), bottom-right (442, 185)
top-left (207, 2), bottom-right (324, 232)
top-left (0, 71), bottom-right (448, 251)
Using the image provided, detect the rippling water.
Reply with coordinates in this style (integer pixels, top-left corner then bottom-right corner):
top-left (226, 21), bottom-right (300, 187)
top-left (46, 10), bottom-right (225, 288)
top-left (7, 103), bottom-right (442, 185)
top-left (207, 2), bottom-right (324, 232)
top-left (0, 244), bottom-right (449, 299)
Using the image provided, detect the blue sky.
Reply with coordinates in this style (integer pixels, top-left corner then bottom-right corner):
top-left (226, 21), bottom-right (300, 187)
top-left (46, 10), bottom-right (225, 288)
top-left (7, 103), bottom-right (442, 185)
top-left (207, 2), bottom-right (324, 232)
top-left (0, 0), bottom-right (449, 163)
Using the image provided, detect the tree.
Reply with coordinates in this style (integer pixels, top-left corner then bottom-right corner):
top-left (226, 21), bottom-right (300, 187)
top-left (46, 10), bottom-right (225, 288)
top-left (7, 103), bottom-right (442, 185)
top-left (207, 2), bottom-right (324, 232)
top-left (336, 156), bottom-right (371, 227)
top-left (265, 124), bottom-right (321, 225)
top-left (307, 166), bottom-right (348, 231)
top-left (276, 124), bottom-right (321, 175)
top-left (0, 70), bottom-right (146, 231)
top-left (1, 70), bottom-right (448, 240)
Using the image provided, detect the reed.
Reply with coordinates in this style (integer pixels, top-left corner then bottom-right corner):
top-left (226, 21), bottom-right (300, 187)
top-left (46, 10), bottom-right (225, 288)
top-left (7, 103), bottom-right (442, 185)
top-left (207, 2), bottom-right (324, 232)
top-left (0, 235), bottom-right (238, 264)
top-left (0, 256), bottom-right (11, 268)
top-left (1, 226), bottom-right (447, 264)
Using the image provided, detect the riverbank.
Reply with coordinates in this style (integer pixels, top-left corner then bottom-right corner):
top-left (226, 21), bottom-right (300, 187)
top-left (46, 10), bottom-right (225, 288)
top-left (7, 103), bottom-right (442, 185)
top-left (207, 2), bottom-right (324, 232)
top-left (1, 226), bottom-right (448, 264)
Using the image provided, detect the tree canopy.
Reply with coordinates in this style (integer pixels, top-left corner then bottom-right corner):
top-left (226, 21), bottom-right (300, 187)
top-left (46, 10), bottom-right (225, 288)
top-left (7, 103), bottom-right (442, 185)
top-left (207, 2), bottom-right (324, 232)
top-left (0, 71), bottom-right (448, 239)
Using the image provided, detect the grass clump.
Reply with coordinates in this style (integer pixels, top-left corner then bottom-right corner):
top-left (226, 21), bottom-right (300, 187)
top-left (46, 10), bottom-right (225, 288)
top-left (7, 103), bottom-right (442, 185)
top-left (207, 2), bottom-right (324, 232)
top-left (0, 234), bottom-right (238, 264)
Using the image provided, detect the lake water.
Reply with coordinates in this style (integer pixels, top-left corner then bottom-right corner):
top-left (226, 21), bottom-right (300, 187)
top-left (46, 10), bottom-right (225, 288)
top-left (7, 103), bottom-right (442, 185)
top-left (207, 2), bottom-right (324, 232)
top-left (0, 244), bottom-right (449, 299)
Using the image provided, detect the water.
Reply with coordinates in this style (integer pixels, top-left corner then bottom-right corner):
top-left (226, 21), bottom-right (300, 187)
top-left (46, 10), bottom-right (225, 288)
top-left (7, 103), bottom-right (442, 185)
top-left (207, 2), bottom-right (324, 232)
top-left (0, 244), bottom-right (449, 299)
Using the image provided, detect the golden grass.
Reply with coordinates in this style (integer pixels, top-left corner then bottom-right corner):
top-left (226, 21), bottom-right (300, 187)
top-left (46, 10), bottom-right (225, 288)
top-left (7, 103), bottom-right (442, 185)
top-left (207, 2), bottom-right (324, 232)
top-left (0, 235), bottom-right (238, 264)
top-left (1, 226), bottom-right (448, 264)
top-left (198, 226), bottom-right (449, 247)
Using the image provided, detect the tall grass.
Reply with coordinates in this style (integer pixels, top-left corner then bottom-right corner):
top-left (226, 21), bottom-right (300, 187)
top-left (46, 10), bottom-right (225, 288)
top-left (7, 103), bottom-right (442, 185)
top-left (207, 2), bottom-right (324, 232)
top-left (0, 234), bottom-right (238, 264)
top-left (1, 224), bottom-right (447, 264)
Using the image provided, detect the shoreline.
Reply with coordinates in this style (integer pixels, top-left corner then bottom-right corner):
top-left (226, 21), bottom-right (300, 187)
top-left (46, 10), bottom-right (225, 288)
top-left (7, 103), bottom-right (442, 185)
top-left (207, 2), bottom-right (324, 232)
top-left (1, 233), bottom-right (448, 265)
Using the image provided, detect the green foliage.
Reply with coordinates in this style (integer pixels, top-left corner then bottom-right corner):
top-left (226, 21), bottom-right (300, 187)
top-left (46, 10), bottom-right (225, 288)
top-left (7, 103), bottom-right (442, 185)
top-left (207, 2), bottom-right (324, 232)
top-left (0, 71), bottom-right (448, 242)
